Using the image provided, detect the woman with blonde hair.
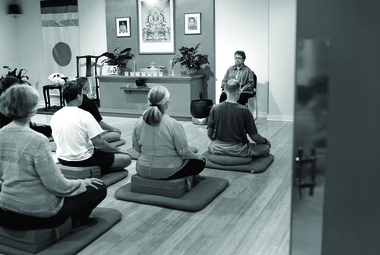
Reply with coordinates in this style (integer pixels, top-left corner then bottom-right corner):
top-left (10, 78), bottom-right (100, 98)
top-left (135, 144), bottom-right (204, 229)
top-left (132, 86), bottom-right (205, 179)
top-left (0, 85), bottom-right (106, 230)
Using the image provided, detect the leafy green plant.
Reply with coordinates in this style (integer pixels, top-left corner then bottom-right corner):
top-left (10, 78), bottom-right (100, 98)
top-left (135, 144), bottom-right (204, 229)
top-left (0, 67), bottom-right (29, 83)
top-left (171, 43), bottom-right (208, 73)
top-left (101, 47), bottom-right (134, 68)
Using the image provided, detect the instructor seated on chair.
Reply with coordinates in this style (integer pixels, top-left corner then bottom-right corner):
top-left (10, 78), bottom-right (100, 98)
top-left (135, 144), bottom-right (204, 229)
top-left (0, 85), bottom-right (106, 230)
top-left (208, 79), bottom-right (271, 158)
top-left (51, 81), bottom-right (131, 175)
top-left (219, 50), bottom-right (256, 106)
top-left (132, 86), bottom-right (206, 180)
top-left (77, 77), bottom-right (121, 143)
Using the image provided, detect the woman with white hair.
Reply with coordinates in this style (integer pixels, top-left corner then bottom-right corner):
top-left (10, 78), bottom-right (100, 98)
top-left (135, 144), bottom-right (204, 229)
top-left (132, 86), bottom-right (205, 180)
top-left (0, 85), bottom-right (106, 230)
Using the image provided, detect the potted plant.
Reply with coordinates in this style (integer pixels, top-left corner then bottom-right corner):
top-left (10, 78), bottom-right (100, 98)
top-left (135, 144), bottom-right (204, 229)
top-left (0, 67), bottom-right (31, 92)
top-left (171, 43), bottom-right (209, 75)
top-left (101, 47), bottom-right (134, 75)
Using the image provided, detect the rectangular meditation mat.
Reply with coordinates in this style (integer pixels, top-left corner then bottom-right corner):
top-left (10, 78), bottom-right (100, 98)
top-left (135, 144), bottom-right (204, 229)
top-left (202, 151), bottom-right (275, 174)
top-left (115, 176), bottom-right (229, 212)
top-left (0, 207), bottom-right (122, 255)
top-left (126, 145), bottom-right (199, 160)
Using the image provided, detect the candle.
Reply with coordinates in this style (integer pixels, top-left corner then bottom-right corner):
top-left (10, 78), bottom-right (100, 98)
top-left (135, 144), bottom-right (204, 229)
top-left (169, 60), bottom-right (173, 75)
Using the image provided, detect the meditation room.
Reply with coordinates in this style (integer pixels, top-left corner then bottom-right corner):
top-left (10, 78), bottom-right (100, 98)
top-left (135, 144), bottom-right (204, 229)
top-left (1, 0), bottom-right (379, 254)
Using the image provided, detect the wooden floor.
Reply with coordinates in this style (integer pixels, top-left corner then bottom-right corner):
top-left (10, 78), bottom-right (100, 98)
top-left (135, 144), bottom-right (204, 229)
top-left (32, 113), bottom-right (293, 255)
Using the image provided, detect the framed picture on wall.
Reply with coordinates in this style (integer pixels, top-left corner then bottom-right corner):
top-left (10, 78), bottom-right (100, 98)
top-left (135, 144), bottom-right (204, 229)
top-left (116, 17), bottom-right (131, 37)
top-left (184, 13), bottom-right (201, 35)
top-left (137, 0), bottom-right (175, 54)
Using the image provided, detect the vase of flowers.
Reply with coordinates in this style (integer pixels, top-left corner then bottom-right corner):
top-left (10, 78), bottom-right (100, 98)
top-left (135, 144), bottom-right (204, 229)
top-left (171, 43), bottom-right (208, 76)
top-left (101, 47), bottom-right (134, 75)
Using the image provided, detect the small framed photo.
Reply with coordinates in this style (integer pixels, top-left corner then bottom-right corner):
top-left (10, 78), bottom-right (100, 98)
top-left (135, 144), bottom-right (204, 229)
top-left (184, 13), bottom-right (201, 35)
top-left (116, 17), bottom-right (131, 37)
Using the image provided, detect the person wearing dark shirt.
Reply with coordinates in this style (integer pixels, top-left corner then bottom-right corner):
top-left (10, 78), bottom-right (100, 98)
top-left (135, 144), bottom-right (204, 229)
top-left (76, 77), bottom-right (121, 142)
top-left (208, 79), bottom-right (270, 157)
top-left (219, 50), bottom-right (256, 106)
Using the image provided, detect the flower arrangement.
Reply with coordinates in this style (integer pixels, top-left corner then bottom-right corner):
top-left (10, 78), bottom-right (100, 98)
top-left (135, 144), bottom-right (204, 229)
top-left (171, 43), bottom-right (208, 75)
top-left (101, 47), bottom-right (134, 68)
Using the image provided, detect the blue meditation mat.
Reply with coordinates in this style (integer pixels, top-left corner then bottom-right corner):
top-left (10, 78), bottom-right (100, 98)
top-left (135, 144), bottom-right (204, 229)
top-left (115, 176), bottom-right (229, 212)
top-left (0, 207), bottom-right (122, 255)
top-left (202, 151), bottom-right (274, 174)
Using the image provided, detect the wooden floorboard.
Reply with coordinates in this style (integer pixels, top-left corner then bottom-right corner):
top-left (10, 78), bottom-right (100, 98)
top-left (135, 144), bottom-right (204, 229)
top-left (32, 113), bottom-right (293, 255)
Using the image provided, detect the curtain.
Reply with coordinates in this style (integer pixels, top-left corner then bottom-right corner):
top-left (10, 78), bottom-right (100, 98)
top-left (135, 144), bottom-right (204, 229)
top-left (40, 0), bottom-right (79, 79)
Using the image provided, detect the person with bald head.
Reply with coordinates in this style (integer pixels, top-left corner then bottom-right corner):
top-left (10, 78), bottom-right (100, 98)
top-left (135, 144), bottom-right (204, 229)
top-left (207, 79), bottom-right (271, 158)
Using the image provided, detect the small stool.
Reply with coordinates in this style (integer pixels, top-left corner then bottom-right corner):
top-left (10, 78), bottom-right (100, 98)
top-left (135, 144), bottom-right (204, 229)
top-left (43, 84), bottom-right (65, 111)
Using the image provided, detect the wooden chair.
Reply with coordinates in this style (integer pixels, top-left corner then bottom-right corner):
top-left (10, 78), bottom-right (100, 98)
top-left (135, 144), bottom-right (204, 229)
top-left (76, 55), bottom-right (105, 107)
top-left (246, 73), bottom-right (258, 120)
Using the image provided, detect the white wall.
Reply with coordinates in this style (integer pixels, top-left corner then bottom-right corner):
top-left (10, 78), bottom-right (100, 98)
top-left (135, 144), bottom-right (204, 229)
top-left (268, 0), bottom-right (296, 121)
top-left (215, 0), bottom-right (296, 120)
top-left (1, 0), bottom-right (107, 105)
top-left (0, 0), bottom-right (20, 77)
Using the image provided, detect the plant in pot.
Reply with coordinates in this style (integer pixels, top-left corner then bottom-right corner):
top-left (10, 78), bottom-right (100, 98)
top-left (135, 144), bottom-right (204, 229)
top-left (101, 47), bottom-right (134, 75)
top-left (171, 43), bottom-right (208, 76)
top-left (0, 67), bottom-right (31, 93)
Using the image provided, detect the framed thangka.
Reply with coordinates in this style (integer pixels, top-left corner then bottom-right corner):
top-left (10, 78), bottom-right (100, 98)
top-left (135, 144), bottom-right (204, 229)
top-left (137, 0), bottom-right (175, 54)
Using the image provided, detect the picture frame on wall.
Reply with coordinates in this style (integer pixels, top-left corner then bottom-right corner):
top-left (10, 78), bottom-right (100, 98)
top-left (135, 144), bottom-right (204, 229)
top-left (184, 13), bottom-right (201, 35)
top-left (137, 0), bottom-right (175, 54)
top-left (116, 17), bottom-right (131, 37)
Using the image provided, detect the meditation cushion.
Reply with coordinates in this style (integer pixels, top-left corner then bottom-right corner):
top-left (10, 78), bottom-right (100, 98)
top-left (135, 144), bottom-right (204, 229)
top-left (202, 151), bottom-right (275, 174)
top-left (209, 154), bottom-right (253, 165)
top-left (57, 164), bottom-right (101, 180)
top-left (0, 217), bottom-right (72, 254)
top-left (126, 145), bottom-right (199, 160)
top-left (0, 207), bottom-right (122, 255)
top-left (115, 176), bottom-right (229, 212)
top-left (56, 163), bottom-right (129, 187)
top-left (131, 174), bottom-right (193, 198)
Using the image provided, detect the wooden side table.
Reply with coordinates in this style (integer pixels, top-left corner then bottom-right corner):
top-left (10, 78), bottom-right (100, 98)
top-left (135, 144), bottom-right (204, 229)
top-left (42, 84), bottom-right (65, 111)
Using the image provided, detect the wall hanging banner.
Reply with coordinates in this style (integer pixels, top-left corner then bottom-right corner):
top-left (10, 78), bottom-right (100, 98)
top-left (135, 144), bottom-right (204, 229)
top-left (40, 0), bottom-right (79, 78)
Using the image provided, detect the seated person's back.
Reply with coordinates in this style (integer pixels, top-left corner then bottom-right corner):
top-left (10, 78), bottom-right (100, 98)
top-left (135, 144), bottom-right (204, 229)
top-left (208, 79), bottom-right (271, 158)
top-left (132, 86), bottom-right (206, 180)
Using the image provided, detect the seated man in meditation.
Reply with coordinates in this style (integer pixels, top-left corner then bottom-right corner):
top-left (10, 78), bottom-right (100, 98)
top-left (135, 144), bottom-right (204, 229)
top-left (51, 81), bottom-right (131, 175)
top-left (76, 77), bottom-right (121, 143)
top-left (208, 79), bottom-right (271, 158)
top-left (219, 50), bottom-right (256, 105)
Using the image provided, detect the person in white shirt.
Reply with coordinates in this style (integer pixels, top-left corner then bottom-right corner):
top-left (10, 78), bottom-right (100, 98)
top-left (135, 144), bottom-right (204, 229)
top-left (51, 81), bottom-right (131, 175)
